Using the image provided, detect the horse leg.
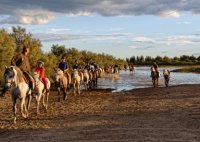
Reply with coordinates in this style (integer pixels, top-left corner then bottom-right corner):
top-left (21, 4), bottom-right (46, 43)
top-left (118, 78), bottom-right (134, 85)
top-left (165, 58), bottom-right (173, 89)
top-left (37, 94), bottom-right (42, 114)
top-left (78, 83), bottom-right (80, 95)
top-left (63, 88), bottom-right (67, 100)
top-left (157, 78), bottom-right (159, 86)
top-left (20, 98), bottom-right (27, 118)
top-left (42, 93), bottom-right (46, 109)
top-left (73, 83), bottom-right (76, 95)
top-left (57, 87), bottom-right (61, 102)
top-left (26, 94), bottom-right (31, 111)
top-left (12, 96), bottom-right (17, 124)
top-left (46, 92), bottom-right (49, 110)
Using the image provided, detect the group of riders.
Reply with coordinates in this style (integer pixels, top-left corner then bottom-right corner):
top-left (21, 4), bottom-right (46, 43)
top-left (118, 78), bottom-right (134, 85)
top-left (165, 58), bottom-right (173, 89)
top-left (0, 46), bottom-right (101, 97)
top-left (0, 45), bottom-right (171, 97)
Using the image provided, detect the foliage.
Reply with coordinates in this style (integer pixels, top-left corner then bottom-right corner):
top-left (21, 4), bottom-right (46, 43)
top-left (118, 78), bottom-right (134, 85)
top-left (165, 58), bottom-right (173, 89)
top-left (128, 55), bottom-right (200, 65)
top-left (0, 27), bottom-right (127, 85)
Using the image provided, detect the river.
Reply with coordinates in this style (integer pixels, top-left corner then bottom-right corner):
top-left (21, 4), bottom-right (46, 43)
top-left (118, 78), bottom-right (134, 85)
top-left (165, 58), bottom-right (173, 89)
top-left (97, 67), bottom-right (200, 92)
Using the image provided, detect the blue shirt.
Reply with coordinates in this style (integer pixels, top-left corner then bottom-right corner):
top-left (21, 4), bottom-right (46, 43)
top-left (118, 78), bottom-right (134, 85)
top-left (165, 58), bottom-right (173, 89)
top-left (59, 62), bottom-right (68, 71)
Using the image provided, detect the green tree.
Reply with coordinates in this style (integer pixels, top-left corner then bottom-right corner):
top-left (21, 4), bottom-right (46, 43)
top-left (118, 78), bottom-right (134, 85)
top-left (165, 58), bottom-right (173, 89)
top-left (0, 29), bottom-right (15, 84)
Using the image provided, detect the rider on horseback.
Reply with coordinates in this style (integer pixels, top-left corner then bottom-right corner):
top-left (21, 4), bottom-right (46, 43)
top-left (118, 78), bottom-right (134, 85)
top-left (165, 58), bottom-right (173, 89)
top-left (151, 62), bottom-right (160, 77)
top-left (84, 62), bottom-right (90, 71)
top-left (73, 60), bottom-right (82, 70)
top-left (34, 61), bottom-right (49, 92)
top-left (11, 46), bottom-right (34, 89)
top-left (58, 55), bottom-right (70, 82)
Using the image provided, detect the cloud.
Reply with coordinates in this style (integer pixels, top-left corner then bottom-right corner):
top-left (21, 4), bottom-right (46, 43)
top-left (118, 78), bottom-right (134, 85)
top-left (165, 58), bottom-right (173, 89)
top-left (34, 32), bottom-right (130, 42)
top-left (159, 10), bottom-right (180, 18)
top-left (0, 9), bottom-right (55, 25)
top-left (128, 46), bottom-right (138, 49)
top-left (0, 0), bottom-right (200, 24)
top-left (164, 35), bottom-right (199, 45)
top-left (132, 36), bottom-right (155, 43)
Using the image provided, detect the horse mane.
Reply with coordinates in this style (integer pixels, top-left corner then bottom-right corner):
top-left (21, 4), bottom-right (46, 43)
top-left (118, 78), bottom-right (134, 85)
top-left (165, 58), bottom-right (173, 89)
top-left (13, 66), bottom-right (25, 83)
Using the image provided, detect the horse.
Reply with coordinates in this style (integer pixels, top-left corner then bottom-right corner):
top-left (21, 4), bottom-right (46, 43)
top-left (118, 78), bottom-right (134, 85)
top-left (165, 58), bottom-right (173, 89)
top-left (129, 66), bottom-right (135, 74)
top-left (3, 66), bottom-right (32, 124)
top-left (55, 68), bottom-right (69, 101)
top-left (163, 69), bottom-right (170, 87)
top-left (33, 72), bottom-right (51, 114)
top-left (150, 66), bottom-right (160, 87)
top-left (83, 69), bottom-right (90, 90)
top-left (72, 69), bottom-right (83, 95)
top-left (90, 69), bottom-right (98, 88)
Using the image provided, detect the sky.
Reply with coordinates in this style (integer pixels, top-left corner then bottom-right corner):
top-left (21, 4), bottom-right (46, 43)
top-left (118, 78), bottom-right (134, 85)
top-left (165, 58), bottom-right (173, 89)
top-left (0, 0), bottom-right (200, 59)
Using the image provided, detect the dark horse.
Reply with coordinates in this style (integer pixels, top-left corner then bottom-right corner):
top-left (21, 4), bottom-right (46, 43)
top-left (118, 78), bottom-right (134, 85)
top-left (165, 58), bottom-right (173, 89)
top-left (150, 67), bottom-right (159, 87)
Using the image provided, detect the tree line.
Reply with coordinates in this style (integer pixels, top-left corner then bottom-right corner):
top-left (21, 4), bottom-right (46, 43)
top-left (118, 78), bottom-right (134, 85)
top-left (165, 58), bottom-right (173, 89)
top-left (126, 55), bottom-right (200, 65)
top-left (0, 26), bottom-right (127, 85)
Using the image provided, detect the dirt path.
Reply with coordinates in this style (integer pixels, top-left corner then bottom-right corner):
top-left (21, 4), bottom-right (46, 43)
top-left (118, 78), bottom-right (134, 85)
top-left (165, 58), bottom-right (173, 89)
top-left (0, 85), bottom-right (200, 142)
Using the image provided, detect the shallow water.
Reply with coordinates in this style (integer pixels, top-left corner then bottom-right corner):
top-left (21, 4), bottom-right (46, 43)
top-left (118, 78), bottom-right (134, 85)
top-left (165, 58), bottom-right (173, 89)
top-left (97, 67), bottom-right (200, 92)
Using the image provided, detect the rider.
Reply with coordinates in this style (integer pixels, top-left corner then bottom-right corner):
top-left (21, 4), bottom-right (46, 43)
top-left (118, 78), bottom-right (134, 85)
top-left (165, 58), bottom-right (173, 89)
top-left (73, 60), bottom-right (82, 70)
top-left (11, 46), bottom-right (34, 90)
top-left (84, 62), bottom-right (90, 71)
top-left (34, 61), bottom-right (48, 92)
top-left (58, 55), bottom-right (70, 81)
top-left (151, 62), bottom-right (159, 77)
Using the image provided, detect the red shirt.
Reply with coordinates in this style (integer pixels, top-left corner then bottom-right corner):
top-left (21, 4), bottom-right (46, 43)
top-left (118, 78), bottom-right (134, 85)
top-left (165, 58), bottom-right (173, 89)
top-left (35, 66), bottom-right (45, 78)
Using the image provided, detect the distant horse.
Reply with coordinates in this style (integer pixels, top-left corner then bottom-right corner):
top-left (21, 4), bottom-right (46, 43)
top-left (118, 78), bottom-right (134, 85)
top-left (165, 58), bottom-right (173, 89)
top-left (72, 69), bottom-right (83, 95)
top-left (83, 69), bottom-right (90, 90)
top-left (33, 72), bottom-right (51, 114)
top-left (163, 69), bottom-right (170, 87)
top-left (3, 66), bottom-right (32, 123)
top-left (113, 67), bottom-right (119, 74)
top-left (90, 69), bottom-right (98, 88)
top-left (129, 66), bottom-right (135, 74)
top-left (98, 67), bottom-right (103, 78)
top-left (150, 67), bottom-right (160, 87)
top-left (55, 68), bottom-right (69, 101)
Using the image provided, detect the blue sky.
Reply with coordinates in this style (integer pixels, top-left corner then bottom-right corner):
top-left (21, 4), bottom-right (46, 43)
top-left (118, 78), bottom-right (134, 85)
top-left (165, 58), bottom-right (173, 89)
top-left (0, 0), bottom-right (200, 59)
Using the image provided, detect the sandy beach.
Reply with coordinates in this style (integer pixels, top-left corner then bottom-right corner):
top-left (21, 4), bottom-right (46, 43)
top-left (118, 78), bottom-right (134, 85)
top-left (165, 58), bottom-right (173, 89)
top-left (0, 84), bottom-right (200, 142)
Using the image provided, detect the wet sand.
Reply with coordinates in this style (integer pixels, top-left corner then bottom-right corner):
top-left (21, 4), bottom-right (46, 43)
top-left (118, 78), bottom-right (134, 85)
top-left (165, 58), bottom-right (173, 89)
top-left (0, 84), bottom-right (200, 142)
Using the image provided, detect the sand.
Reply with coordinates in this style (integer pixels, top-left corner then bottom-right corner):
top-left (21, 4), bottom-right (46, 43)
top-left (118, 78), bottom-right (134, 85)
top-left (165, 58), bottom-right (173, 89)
top-left (0, 84), bottom-right (200, 142)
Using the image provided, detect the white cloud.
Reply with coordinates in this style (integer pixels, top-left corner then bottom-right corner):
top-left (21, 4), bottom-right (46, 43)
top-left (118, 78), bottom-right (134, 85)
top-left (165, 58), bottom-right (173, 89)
top-left (159, 10), bottom-right (180, 18)
top-left (165, 36), bottom-right (196, 45)
top-left (128, 45), bottom-right (138, 49)
top-left (133, 36), bottom-right (155, 43)
top-left (0, 9), bottom-right (55, 25)
top-left (48, 28), bottom-right (71, 33)
top-left (65, 11), bottom-right (91, 17)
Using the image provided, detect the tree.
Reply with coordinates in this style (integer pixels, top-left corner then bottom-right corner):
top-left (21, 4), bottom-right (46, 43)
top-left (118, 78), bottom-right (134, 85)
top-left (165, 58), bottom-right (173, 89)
top-left (51, 44), bottom-right (66, 57)
top-left (0, 29), bottom-right (15, 84)
top-left (130, 56), bottom-right (136, 63)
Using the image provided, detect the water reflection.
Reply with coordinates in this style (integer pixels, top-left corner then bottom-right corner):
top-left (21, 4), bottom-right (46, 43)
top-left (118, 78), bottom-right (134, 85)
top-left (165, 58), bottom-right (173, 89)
top-left (98, 67), bottom-right (200, 92)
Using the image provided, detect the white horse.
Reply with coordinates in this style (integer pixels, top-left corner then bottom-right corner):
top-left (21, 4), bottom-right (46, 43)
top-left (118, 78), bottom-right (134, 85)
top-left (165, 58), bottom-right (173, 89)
top-left (33, 72), bottom-right (51, 114)
top-left (3, 66), bottom-right (32, 124)
top-left (83, 69), bottom-right (90, 90)
top-left (72, 69), bottom-right (83, 95)
top-left (55, 68), bottom-right (69, 101)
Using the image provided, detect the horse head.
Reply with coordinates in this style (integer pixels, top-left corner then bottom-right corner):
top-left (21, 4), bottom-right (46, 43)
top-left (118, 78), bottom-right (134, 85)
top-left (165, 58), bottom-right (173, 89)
top-left (33, 72), bottom-right (40, 85)
top-left (4, 66), bottom-right (15, 90)
top-left (54, 68), bottom-right (64, 83)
